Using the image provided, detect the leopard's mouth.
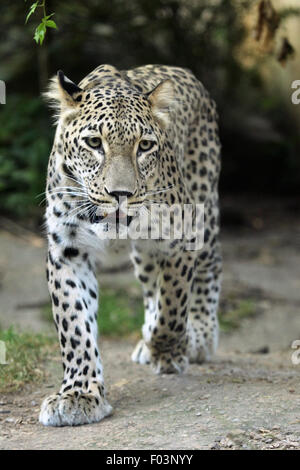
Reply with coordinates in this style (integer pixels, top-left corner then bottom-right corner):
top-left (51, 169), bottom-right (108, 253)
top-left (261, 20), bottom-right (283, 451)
top-left (88, 208), bottom-right (133, 226)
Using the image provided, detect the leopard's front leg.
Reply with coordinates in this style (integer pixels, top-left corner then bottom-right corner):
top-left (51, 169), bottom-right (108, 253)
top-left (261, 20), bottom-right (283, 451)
top-left (39, 244), bottom-right (112, 426)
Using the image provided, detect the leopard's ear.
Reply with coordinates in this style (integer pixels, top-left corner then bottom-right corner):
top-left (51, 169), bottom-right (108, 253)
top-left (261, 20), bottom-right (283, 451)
top-left (44, 70), bottom-right (83, 114)
top-left (147, 79), bottom-right (174, 129)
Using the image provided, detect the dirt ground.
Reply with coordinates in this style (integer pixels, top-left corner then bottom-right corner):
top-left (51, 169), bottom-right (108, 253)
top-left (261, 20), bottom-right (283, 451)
top-left (0, 218), bottom-right (299, 450)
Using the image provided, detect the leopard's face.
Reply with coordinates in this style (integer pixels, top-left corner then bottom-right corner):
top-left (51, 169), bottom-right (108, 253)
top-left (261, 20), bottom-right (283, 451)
top-left (50, 74), bottom-right (174, 218)
top-left (63, 93), bottom-right (163, 213)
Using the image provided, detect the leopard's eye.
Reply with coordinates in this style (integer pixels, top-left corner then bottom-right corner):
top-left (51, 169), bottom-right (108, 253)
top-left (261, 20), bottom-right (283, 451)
top-left (85, 137), bottom-right (103, 150)
top-left (138, 140), bottom-right (155, 152)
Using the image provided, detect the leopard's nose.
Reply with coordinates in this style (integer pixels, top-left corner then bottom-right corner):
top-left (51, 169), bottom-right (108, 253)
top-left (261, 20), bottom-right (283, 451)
top-left (107, 190), bottom-right (134, 200)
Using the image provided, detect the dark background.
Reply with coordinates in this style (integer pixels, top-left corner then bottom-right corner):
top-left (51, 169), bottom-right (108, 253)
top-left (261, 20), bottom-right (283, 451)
top-left (1, 0), bottom-right (300, 229)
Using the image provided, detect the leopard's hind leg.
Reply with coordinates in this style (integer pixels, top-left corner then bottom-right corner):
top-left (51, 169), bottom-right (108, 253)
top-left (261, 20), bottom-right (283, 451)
top-left (186, 250), bottom-right (222, 363)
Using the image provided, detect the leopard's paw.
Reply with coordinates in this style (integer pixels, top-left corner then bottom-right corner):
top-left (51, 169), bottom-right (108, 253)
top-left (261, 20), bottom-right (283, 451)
top-left (132, 340), bottom-right (189, 374)
top-left (131, 339), bottom-right (151, 365)
top-left (151, 352), bottom-right (189, 375)
top-left (39, 391), bottom-right (112, 427)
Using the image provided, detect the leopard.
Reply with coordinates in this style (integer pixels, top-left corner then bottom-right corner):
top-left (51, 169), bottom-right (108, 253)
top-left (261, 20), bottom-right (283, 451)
top-left (39, 64), bottom-right (222, 426)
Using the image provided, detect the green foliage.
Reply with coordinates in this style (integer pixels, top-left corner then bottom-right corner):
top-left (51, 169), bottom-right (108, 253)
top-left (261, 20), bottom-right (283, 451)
top-left (98, 286), bottom-right (144, 336)
top-left (25, 0), bottom-right (57, 45)
top-left (219, 299), bottom-right (257, 332)
top-left (25, 1), bottom-right (39, 24)
top-left (0, 327), bottom-right (55, 393)
top-left (0, 95), bottom-right (53, 217)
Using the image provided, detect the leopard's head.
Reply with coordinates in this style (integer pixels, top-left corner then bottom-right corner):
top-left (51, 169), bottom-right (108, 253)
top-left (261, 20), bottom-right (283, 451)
top-left (46, 69), bottom-right (175, 219)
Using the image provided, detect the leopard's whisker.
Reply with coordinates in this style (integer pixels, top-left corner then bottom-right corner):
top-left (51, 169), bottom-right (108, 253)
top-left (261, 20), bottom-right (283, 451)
top-left (38, 195), bottom-right (88, 207)
top-left (145, 185), bottom-right (174, 195)
top-left (64, 174), bottom-right (86, 189)
top-left (47, 187), bottom-right (87, 195)
top-left (67, 201), bottom-right (91, 218)
top-left (39, 184), bottom-right (85, 194)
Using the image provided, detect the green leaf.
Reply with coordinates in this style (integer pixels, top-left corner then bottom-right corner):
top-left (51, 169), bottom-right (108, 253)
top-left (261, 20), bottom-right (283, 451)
top-left (33, 22), bottom-right (46, 45)
top-left (25, 1), bottom-right (39, 24)
top-left (45, 20), bottom-right (57, 29)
